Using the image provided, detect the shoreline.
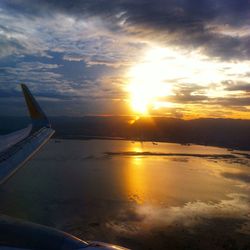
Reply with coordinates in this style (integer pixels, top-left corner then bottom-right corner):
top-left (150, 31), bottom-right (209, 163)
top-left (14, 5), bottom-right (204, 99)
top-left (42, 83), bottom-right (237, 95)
top-left (52, 136), bottom-right (250, 152)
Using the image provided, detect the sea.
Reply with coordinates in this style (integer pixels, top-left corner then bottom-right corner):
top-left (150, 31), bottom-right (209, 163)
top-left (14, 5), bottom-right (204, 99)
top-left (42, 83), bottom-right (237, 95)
top-left (0, 139), bottom-right (250, 249)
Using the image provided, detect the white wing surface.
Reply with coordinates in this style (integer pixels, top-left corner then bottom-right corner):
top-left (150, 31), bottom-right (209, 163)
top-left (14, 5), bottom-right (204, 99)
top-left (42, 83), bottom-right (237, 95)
top-left (0, 84), bottom-right (55, 184)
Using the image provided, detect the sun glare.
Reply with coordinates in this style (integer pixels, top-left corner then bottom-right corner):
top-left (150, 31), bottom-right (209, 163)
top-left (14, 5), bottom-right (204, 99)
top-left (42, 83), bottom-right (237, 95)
top-left (127, 47), bottom-right (173, 114)
top-left (126, 45), bottom-right (250, 117)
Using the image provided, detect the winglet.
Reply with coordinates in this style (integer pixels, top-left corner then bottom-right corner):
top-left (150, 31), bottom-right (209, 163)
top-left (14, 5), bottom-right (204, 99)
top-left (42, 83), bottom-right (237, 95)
top-left (21, 84), bottom-right (51, 129)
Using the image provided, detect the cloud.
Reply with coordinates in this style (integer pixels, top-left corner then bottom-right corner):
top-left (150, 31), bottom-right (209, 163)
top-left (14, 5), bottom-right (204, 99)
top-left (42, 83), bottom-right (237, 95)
top-left (0, 4), bottom-right (144, 66)
top-left (225, 81), bottom-right (250, 92)
top-left (3, 0), bottom-right (250, 60)
top-left (212, 97), bottom-right (250, 107)
top-left (0, 3), bottom-right (145, 116)
top-left (1, 0), bottom-right (250, 117)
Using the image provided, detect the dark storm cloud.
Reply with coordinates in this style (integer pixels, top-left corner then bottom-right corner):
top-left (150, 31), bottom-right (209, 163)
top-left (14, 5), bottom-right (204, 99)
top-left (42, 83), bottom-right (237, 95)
top-left (4, 0), bottom-right (248, 26)
top-left (3, 0), bottom-right (250, 59)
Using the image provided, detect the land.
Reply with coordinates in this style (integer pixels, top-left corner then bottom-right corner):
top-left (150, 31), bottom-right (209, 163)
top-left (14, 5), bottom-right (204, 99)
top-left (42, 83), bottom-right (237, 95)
top-left (1, 116), bottom-right (250, 150)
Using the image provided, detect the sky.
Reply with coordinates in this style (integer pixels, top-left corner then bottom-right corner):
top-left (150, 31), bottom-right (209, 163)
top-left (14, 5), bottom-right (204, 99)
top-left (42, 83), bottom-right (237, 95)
top-left (1, 0), bottom-right (250, 119)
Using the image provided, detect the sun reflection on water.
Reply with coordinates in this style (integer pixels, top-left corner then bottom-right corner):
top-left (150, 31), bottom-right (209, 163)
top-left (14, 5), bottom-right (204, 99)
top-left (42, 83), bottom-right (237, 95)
top-left (124, 142), bottom-right (147, 204)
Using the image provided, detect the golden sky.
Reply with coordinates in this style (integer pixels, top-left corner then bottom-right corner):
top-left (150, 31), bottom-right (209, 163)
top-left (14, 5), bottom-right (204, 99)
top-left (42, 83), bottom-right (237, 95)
top-left (124, 46), bottom-right (250, 119)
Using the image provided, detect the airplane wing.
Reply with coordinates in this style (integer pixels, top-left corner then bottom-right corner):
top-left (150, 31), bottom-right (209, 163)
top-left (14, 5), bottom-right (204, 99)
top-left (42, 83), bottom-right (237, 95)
top-left (0, 85), bottom-right (129, 250)
top-left (0, 84), bottom-right (55, 185)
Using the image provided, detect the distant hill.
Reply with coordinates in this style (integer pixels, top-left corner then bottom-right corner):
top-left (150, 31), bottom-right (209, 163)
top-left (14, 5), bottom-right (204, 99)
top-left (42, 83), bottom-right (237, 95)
top-left (1, 116), bottom-right (250, 150)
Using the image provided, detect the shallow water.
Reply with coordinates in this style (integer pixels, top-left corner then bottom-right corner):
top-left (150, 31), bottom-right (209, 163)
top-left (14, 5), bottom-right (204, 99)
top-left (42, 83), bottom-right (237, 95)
top-left (0, 140), bottom-right (250, 249)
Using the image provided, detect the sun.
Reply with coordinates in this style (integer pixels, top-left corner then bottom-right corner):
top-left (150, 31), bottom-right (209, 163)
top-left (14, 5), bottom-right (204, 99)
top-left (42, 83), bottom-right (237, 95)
top-left (126, 47), bottom-right (172, 114)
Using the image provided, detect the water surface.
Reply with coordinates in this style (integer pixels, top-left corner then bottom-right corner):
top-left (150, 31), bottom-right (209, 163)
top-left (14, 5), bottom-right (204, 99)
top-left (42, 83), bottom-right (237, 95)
top-left (0, 140), bottom-right (249, 249)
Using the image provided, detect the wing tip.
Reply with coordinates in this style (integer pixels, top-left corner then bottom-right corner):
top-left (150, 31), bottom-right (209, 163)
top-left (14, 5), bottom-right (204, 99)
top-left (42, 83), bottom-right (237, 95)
top-left (21, 83), bottom-right (51, 129)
